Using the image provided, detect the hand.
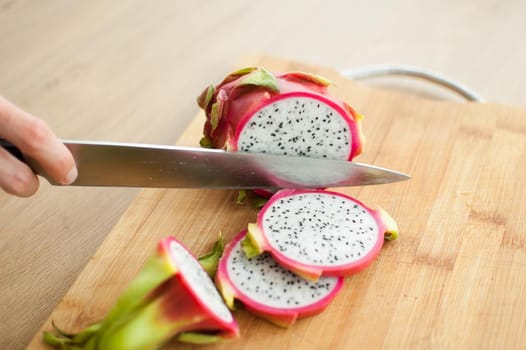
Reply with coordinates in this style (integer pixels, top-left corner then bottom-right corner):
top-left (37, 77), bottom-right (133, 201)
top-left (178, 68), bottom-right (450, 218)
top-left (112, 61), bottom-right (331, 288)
top-left (0, 95), bottom-right (77, 197)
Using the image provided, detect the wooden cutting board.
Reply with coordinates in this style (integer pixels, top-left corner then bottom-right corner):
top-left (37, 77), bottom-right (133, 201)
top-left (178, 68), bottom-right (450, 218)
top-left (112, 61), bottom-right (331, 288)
top-left (29, 55), bottom-right (526, 349)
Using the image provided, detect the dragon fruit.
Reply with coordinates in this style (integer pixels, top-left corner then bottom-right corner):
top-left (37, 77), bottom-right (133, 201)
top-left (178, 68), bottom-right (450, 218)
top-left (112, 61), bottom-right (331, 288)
top-left (43, 236), bottom-right (239, 349)
top-left (197, 67), bottom-right (365, 162)
top-left (215, 230), bottom-right (344, 327)
top-left (241, 189), bottom-right (398, 281)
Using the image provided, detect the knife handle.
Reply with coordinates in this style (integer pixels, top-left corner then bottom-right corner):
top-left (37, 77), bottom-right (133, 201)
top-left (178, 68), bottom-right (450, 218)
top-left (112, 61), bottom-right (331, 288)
top-left (0, 138), bottom-right (25, 163)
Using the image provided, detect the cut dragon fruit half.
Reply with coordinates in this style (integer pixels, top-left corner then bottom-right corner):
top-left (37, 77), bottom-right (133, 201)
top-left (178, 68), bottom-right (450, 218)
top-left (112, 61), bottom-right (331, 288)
top-left (198, 67), bottom-right (365, 161)
top-left (242, 189), bottom-right (399, 281)
top-left (216, 230), bottom-right (344, 327)
top-left (44, 237), bottom-right (239, 349)
top-left (198, 67), bottom-right (366, 201)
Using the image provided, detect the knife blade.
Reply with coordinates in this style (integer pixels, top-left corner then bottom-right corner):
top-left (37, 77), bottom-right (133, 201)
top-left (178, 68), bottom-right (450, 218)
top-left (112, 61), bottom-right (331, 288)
top-left (1, 140), bottom-right (410, 189)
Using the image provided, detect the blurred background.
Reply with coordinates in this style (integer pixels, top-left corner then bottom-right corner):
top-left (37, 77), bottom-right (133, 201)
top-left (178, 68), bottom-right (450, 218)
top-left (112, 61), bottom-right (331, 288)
top-left (1, 1), bottom-right (525, 348)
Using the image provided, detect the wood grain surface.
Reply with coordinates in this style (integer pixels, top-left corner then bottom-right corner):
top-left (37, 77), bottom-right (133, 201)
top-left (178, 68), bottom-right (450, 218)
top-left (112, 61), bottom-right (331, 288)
top-left (2, 1), bottom-right (526, 349)
top-left (25, 55), bottom-right (526, 349)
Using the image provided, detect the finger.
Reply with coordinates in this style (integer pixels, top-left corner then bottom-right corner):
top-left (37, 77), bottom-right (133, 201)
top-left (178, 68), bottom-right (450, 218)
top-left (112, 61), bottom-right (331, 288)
top-left (0, 96), bottom-right (77, 185)
top-left (0, 147), bottom-right (39, 197)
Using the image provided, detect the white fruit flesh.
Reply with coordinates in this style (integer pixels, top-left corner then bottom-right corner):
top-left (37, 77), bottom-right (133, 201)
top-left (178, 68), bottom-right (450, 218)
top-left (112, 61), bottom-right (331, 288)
top-left (237, 96), bottom-right (352, 159)
top-left (169, 241), bottom-right (233, 323)
top-left (226, 238), bottom-right (340, 308)
top-left (262, 193), bottom-right (379, 266)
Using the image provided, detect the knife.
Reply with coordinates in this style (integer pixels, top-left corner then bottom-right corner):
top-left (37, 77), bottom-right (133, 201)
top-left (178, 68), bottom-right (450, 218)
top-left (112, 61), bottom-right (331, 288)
top-left (1, 140), bottom-right (410, 189)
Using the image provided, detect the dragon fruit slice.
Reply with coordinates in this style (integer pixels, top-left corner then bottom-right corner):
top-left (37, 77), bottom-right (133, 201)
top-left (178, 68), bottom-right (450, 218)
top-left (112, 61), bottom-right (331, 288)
top-left (43, 236), bottom-right (238, 349)
top-left (215, 230), bottom-right (344, 327)
top-left (242, 189), bottom-right (398, 281)
top-left (198, 67), bottom-right (365, 161)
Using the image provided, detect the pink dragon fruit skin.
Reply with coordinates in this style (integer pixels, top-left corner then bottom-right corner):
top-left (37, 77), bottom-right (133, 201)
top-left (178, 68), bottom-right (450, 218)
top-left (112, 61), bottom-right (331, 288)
top-left (215, 229), bottom-right (344, 328)
top-left (150, 237), bottom-right (240, 339)
top-left (242, 189), bottom-right (399, 281)
top-left (44, 236), bottom-right (239, 349)
top-left (198, 67), bottom-right (365, 160)
top-left (96, 237), bottom-right (240, 348)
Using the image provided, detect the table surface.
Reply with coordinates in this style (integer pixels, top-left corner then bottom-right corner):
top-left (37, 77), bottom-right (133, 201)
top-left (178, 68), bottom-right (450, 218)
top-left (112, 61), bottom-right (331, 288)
top-left (1, 1), bottom-right (525, 349)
